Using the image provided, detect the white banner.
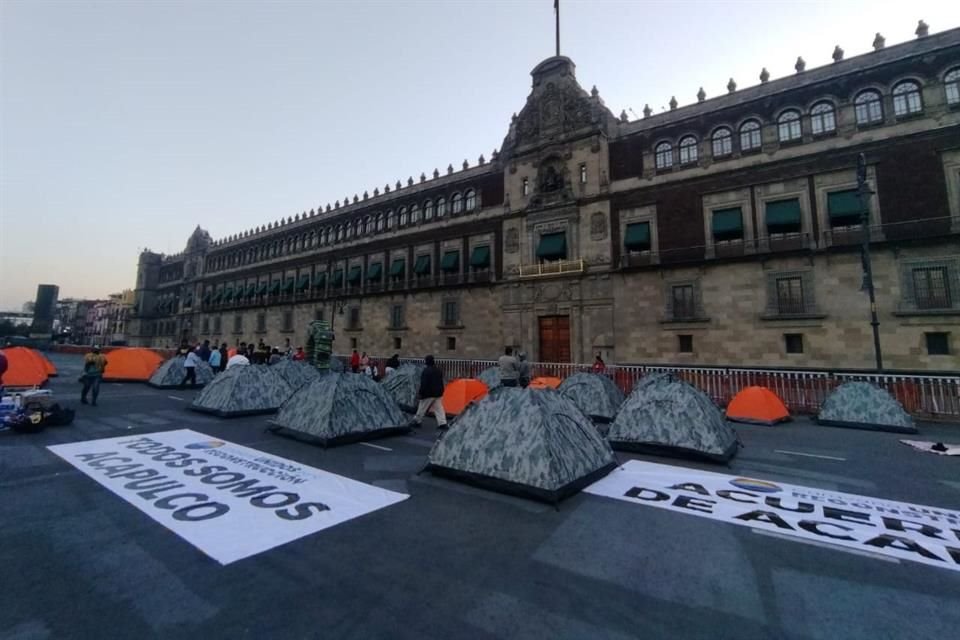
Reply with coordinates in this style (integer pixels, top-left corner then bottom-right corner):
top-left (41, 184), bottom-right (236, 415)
top-left (585, 460), bottom-right (960, 572)
top-left (48, 430), bottom-right (408, 565)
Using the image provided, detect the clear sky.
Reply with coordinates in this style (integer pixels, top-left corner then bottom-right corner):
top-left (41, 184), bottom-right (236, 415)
top-left (1, 0), bottom-right (956, 310)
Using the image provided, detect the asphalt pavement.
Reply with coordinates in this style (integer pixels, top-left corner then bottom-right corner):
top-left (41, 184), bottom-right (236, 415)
top-left (1, 352), bottom-right (959, 640)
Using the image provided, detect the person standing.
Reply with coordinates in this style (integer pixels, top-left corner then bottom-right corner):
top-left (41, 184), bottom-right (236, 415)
top-left (350, 349), bottom-right (360, 373)
top-left (218, 343), bottom-right (228, 373)
top-left (385, 354), bottom-right (400, 376)
top-left (198, 339), bottom-right (211, 362)
top-left (592, 353), bottom-right (606, 373)
top-left (292, 346), bottom-right (306, 361)
top-left (80, 346), bottom-right (107, 406)
top-left (284, 338), bottom-right (292, 357)
top-left (411, 355), bottom-right (447, 431)
top-left (498, 346), bottom-right (519, 387)
top-left (268, 348), bottom-right (282, 365)
top-left (181, 348), bottom-right (201, 388)
top-left (518, 352), bottom-right (531, 388)
top-left (208, 344), bottom-right (222, 372)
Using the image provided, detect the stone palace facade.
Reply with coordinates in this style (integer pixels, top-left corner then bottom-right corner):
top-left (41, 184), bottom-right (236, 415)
top-left (128, 24), bottom-right (960, 370)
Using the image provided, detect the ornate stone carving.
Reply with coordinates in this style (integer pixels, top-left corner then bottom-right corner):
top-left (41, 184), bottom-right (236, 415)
top-left (590, 212), bottom-right (607, 240)
top-left (506, 228), bottom-right (519, 254)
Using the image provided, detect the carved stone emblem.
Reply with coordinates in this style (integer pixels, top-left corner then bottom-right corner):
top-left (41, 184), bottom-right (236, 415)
top-left (506, 228), bottom-right (519, 254)
top-left (590, 212), bottom-right (607, 240)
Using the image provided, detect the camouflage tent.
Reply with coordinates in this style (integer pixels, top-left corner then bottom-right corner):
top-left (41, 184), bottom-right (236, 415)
top-left (477, 366), bottom-right (501, 390)
top-left (607, 373), bottom-right (738, 462)
top-left (189, 364), bottom-right (294, 417)
top-left (817, 381), bottom-right (917, 433)
top-left (148, 356), bottom-right (215, 389)
top-left (269, 373), bottom-right (410, 446)
top-left (558, 372), bottom-right (625, 423)
top-left (426, 387), bottom-right (617, 503)
top-left (382, 363), bottom-right (424, 413)
top-left (328, 356), bottom-right (345, 373)
top-left (271, 358), bottom-right (322, 391)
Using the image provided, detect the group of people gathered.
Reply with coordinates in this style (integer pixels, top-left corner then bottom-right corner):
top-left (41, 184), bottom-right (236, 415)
top-left (178, 338), bottom-right (307, 387)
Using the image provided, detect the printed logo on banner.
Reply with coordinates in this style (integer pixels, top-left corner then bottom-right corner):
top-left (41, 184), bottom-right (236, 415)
top-left (48, 429), bottom-right (409, 565)
top-left (584, 460), bottom-right (960, 572)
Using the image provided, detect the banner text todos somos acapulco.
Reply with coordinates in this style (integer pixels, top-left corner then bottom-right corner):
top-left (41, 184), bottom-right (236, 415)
top-left (48, 429), bottom-right (408, 565)
top-left (584, 460), bottom-right (960, 571)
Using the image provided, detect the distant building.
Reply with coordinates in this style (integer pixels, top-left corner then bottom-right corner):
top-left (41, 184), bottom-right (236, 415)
top-left (29, 284), bottom-right (59, 337)
top-left (127, 25), bottom-right (960, 369)
top-left (0, 311), bottom-right (32, 328)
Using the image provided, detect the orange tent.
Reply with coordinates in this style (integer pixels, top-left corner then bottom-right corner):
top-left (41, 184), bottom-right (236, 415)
top-left (228, 348), bottom-right (238, 358)
top-left (33, 350), bottom-right (58, 377)
top-left (726, 386), bottom-right (790, 425)
top-left (441, 378), bottom-right (489, 416)
top-left (1, 347), bottom-right (49, 388)
top-left (103, 348), bottom-right (164, 382)
top-left (529, 376), bottom-right (562, 390)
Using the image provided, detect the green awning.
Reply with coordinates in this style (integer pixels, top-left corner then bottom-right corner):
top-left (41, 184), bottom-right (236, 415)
top-left (624, 222), bottom-right (651, 251)
top-left (367, 263), bottom-right (382, 281)
top-left (202, 291), bottom-right (212, 303)
top-left (296, 275), bottom-right (310, 291)
top-left (389, 258), bottom-right (405, 278)
top-left (413, 255), bottom-right (431, 275)
top-left (440, 250), bottom-right (460, 272)
top-left (256, 282), bottom-right (268, 295)
top-left (313, 272), bottom-right (327, 289)
top-left (765, 199), bottom-right (802, 233)
top-left (269, 280), bottom-right (281, 294)
top-left (347, 265), bottom-right (362, 284)
top-left (282, 278), bottom-right (294, 293)
top-left (245, 284), bottom-right (257, 298)
top-left (711, 208), bottom-right (743, 241)
top-left (828, 189), bottom-right (862, 225)
top-left (332, 269), bottom-right (344, 287)
top-left (536, 232), bottom-right (567, 260)
top-left (212, 290), bottom-right (223, 303)
top-left (470, 246), bottom-right (490, 268)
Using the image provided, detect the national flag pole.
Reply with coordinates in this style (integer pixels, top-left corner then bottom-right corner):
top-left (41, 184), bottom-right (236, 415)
top-left (554, 0), bottom-right (560, 56)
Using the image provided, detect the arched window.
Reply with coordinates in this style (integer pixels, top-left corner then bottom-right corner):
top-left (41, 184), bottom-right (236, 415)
top-left (451, 192), bottom-right (463, 214)
top-left (323, 228), bottom-right (330, 244)
top-left (739, 120), bottom-right (761, 152)
top-left (892, 80), bottom-right (923, 117)
top-left (410, 204), bottom-right (420, 224)
top-left (854, 90), bottom-right (883, 125)
top-left (364, 216), bottom-right (372, 234)
top-left (654, 142), bottom-right (673, 169)
top-left (309, 232), bottom-right (316, 248)
top-left (335, 225), bottom-right (342, 242)
top-left (398, 206), bottom-right (408, 226)
top-left (711, 127), bottom-right (732, 157)
top-left (810, 101), bottom-right (836, 135)
top-left (424, 200), bottom-right (434, 220)
top-left (436, 197), bottom-right (446, 218)
top-left (777, 110), bottom-right (802, 142)
top-left (946, 68), bottom-right (960, 106)
top-left (386, 210), bottom-right (395, 229)
top-left (351, 220), bottom-right (359, 237)
top-left (465, 189), bottom-right (477, 211)
top-left (375, 213), bottom-right (384, 232)
top-left (678, 136), bottom-right (699, 165)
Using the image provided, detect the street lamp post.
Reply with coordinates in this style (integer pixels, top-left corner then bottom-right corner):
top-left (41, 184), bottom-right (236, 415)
top-left (857, 153), bottom-right (883, 372)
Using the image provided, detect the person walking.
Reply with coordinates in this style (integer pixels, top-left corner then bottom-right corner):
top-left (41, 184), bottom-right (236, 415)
top-left (181, 348), bottom-right (201, 388)
top-left (80, 346), bottom-right (107, 406)
top-left (518, 352), bottom-right (531, 388)
top-left (350, 349), bottom-right (360, 373)
top-left (411, 355), bottom-right (447, 431)
top-left (498, 346), bottom-right (519, 387)
top-left (208, 344), bottom-right (222, 372)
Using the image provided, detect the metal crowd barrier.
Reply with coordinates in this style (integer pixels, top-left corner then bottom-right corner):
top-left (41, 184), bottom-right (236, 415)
top-left (350, 355), bottom-right (960, 421)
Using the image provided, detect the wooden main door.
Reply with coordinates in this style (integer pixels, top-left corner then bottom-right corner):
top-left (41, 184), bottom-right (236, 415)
top-left (538, 316), bottom-right (571, 363)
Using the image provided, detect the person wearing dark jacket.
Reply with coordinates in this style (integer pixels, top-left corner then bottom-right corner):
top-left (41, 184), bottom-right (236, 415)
top-left (411, 355), bottom-right (447, 430)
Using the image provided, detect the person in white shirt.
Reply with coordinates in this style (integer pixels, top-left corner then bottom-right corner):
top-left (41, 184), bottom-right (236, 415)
top-left (181, 349), bottom-right (202, 388)
top-left (226, 353), bottom-right (250, 369)
top-left (208, 347), bottom-right (222, 371)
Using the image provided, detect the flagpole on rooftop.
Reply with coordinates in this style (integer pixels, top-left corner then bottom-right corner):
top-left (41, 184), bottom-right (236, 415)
top-left (554, 0), bottom-right (560, 56)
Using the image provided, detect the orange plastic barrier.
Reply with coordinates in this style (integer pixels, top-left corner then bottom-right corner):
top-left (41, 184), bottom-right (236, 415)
top-left (529, 376), bottom-right (562, 390)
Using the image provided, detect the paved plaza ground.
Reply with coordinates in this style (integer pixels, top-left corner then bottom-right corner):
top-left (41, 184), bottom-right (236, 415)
top-left (1, 353), bottom-right (959, 640)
